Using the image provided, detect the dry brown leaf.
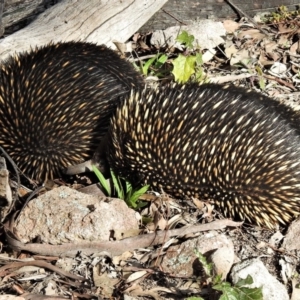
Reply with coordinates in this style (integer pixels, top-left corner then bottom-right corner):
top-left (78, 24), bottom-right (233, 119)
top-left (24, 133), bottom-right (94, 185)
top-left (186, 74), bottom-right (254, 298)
top-left (139, 40), bottom-right (151, 51)
top-left (223, 20), bottom-right (240, 33)
top-left (264, 40), bottom-right (278, 53)
top-left (278, 23), bottom-right (294, 34)
top-left (0, 260), bottom-right (85, 282)
top-left (44, 280), bottom-right (57, 296)
top-left (202, 202), bottom-right (214, 220)
top-left (237, 29), bottom-right (266, 40)
top-left (139, 193), bottom-right (158, 202)
top-left (230, 49), bottom-right (249, 66)
top-left (167, 214), bottom-right (187, 228)
top-left (145, 222), bottom-right (156, 232)
top-left (132, 32), bottom-right (140, 43)
top-left (267, 52), bottom-right (281, 62)
top-left (126, 270), bottom-right (147, 283)
top-left (290, 41), bottom-right (299, 55)
top-left (125, 285), bottom-right (161, 300)
top-left (192, 197), bottom-right (205, 210)
top-left (92, 269), bottom-right (119, 297)
top-left (278, 34), bottom-right (290, 48)
top-left (113, 40), bottom-right (132, 55)
top-left (113, 251), bottom-right (133, 266)
top-left (225, 44), bottom-right (238, 59)
top-left (153, 210), bottom-right (168, 230)
top-left (259, 52), bottom-right (274, 66)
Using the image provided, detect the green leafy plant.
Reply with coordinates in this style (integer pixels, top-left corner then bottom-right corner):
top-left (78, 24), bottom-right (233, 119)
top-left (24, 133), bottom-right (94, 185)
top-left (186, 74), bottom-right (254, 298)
top-left (141, 53), bottom-right (169, 77)
top-left (172, 31), bottom-right (205, 83)
top-left (136, 30), bottom-right (206, 83)
top-left (172, 54), bottom-right (197, 83)
top-left (92, 164), bottom-right (111, 196)
top-left (92, 165), bottom-right (149, 209)
top-left (263, 5), bottom-right (300, 24)
top-left (186, 250), bottom-right (263, 300)
top-left (176, 30), bottom-right (195, 49)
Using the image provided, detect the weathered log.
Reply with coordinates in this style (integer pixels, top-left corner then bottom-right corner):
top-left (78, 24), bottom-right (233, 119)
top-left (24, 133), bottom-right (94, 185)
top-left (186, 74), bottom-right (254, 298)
top-left (0, 0), bottom-right (4, 36)
top-left (2, 0), bottom-right (299, 37)
top-left (2, 0), bottom-right (56, 36)
top-left (1, 0), bottom-right (298, 60)
top-left (0, 0), bottom-right (168, 60)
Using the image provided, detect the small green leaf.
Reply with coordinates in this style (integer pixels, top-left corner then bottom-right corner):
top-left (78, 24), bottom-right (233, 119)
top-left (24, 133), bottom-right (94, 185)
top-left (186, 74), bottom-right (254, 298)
top-left (255, 66), bottom-right (266, 90)
top-left (134, 200), bottom-right (149, 209)
top-left (213, 281), bottom-right (233, 291)
top-left (255, 66), bottom-right (263, 76)
top-left (194, 249), bottom-right (212, 277)
top-left (130, 184), bottom-right (150, 201)
top-left (126, 184), bottom-right (149, 208)
top-left (258, 78), bottom-right (265, 90)
top-left (172, 54), bottom-right (197, 83)
top-left (92, 165), bottom-right (111, 196)
top-left (157, 54), bottom-right (168, 64)
top-left (195, 67), bottom-right (204, 82)
top-left (142, 216), bottom-right (153, 224)
top-left (176, 30), bottom-right (195, 49)
top-left (235, 275), bottom-right (254, 288)
top-left (142, 53), bottom-right (169, 77)
top-left (213, 274), bottom-right (223, 285)
top-left (213, 282), bottom-right (239, 300)
top-left (238, 286), bottom-right (263, 299)
top-left (213, 275), bottom-right (263, 300)
top-left (92, 166), bottom-right (150, 209)
top-left (195, 52), bottom-right (203, 65)
top-left (142, 55), bottom-right (157, 75)
top-left (193, 247), bottom-right (263, 300)
top-left (125, 180), bottom-right (132, 194)
top-left (194, 53), bottom-right (205, 82)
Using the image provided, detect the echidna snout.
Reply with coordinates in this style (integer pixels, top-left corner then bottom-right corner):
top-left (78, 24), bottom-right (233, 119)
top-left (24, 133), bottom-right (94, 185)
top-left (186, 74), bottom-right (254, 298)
top-left (106, 83), bottom-right (300, 227)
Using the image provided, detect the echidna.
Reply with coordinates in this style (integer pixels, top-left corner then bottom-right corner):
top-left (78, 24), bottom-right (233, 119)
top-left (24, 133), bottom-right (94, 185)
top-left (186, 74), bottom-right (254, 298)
top-left (106, 83), bottom-right (300, 227)
top-left (0, 41), bottom-right (143, 181)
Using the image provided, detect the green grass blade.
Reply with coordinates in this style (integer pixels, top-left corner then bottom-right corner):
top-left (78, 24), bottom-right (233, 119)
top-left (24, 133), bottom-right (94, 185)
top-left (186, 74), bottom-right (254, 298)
top-left (92, 165), bottom-right (111, 196)
top-left (142, 55), bottom-right (158, 75)
top-left (111, 170), bottom-right (124, 199)
top-left (155, 54), bottom-right (168, 68)
top-left (127, 185), bottom-right (150, 206)
top-left (126, 181), bottom-right (132, 193)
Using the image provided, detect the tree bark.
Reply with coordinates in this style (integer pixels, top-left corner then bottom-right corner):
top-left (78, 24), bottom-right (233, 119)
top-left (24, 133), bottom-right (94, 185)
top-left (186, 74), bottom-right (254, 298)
top-left (0, 0), bottom-right (168, 60)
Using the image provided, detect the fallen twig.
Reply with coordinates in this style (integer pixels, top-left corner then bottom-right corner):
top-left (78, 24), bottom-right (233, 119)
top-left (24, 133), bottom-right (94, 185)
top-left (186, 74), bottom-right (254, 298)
top-left (7, 219), bottom-right (242, 257)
